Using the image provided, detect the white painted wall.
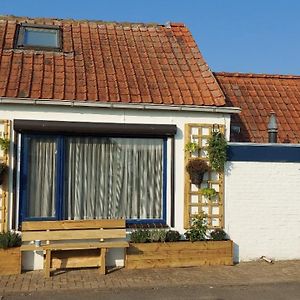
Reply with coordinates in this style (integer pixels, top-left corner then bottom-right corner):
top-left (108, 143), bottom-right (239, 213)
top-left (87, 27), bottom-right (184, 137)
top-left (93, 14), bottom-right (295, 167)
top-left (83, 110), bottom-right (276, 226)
top-left (0, 102), bottom-right (231, 270)
top-left (225, 161), bottom-right (300, 262)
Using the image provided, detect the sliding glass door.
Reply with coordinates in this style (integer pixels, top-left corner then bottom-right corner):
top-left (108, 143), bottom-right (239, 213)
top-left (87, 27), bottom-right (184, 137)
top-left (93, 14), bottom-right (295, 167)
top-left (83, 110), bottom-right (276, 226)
top-left (20, 134), bottom-right (166, 223)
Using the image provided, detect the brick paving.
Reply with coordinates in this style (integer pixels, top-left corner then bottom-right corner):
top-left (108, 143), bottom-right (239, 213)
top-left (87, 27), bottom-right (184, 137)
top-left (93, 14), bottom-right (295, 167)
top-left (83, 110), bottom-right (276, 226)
top-left (0, 260), bottom-right (300, 295)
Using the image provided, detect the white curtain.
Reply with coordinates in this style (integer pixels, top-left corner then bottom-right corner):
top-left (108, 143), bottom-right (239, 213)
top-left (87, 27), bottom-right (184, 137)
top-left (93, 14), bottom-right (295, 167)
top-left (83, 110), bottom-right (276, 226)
top-left (64, 137), bottom-right (163, 220)
top-left (27, 137), bottom-right (57, 218)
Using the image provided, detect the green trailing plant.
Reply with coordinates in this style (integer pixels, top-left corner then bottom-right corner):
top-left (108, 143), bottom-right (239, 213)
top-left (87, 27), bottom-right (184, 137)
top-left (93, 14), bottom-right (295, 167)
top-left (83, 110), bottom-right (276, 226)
top-left (207, 131), bottom-right (227, 173)
top-left (130, 229), bottom-right (150, 243)
top-left (165, 230), bottom-right (181, 242)
top-left (210, 228), bottom-right (227, 241)
top-left (201, 188), bottom-right (217, 200)
top-left (0, 137), bottom-right (10, 153)
top-left (184, 213), bottom-right (208, 242)
top-left (149, 229), bottom-right (167, 243)
top-left (185, 142), bottom-right (199, 153)
top-left (0, 231), bottom-right (22, 249)
top-left (186, 158), bottom-right (210, 186)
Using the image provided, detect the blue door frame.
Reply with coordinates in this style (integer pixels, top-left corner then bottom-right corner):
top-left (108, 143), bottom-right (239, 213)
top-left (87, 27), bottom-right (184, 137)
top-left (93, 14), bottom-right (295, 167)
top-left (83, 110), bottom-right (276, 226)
top-left (19, 134), bottom-right (168, 225)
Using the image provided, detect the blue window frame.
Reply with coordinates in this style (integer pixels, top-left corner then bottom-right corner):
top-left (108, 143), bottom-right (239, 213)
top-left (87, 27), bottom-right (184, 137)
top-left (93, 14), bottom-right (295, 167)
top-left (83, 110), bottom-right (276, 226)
top-left (20, 134), bottom-right (167, 225)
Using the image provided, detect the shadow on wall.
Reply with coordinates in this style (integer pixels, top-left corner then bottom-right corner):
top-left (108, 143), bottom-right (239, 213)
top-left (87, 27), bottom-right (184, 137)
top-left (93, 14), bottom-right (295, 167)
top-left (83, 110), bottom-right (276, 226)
top-left (176, 128), bottom-right (183, 140)
top-left (225, 161), bottom-right (234, 176)
top-left (233, 242), bottom-right (239, 263)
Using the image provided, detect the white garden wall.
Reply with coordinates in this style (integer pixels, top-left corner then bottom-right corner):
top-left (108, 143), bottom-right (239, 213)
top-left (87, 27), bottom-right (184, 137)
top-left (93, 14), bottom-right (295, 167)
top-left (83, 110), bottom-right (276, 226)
top-left (225, 150), bottom-right (300, 262)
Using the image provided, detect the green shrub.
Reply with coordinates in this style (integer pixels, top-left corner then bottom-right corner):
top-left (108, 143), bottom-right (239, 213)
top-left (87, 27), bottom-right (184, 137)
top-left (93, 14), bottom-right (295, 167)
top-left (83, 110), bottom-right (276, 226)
top-left (0, 231), bottom-right (22, 249)
top-left (149, 229), bottom-right (167, 242)
top-left (184, 213), bottom-right (208, 242)
top-left (165, 230), bottom-right (181, 242)
top-left (210, 228), bottom-right (227, 241)
top-left (130, 229), bottom-right (150, 243)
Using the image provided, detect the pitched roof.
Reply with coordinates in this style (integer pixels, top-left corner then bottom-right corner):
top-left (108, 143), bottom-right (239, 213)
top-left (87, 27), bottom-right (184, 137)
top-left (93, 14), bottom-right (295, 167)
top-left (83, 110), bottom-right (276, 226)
top-left (215, 72), bottom-right (300, 143)
top-left (0, 16), bottom-right (226, 107)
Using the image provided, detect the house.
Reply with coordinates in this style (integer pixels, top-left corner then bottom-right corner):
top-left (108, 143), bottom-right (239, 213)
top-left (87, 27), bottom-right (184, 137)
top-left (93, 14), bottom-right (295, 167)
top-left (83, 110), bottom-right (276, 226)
top-left (0, 16), bottom-right (240, 270)
top-left (1, 15), bottom-right (299, 269)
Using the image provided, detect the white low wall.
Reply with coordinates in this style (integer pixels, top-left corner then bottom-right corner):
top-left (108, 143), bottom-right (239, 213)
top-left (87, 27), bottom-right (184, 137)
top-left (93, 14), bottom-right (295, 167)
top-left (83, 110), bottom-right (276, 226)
top-left (225, 161), bottom-right (300, 262)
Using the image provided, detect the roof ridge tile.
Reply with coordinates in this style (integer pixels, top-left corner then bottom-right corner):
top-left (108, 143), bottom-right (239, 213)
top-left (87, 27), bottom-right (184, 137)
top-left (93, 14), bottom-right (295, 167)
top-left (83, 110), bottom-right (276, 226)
top-left (215, 71), bottom-right (300, 79)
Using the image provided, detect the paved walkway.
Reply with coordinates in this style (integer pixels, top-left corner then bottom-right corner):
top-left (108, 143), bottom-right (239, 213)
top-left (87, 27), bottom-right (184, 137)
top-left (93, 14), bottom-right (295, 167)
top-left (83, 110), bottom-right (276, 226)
top-left (1, 260), bottom-right (300, 295)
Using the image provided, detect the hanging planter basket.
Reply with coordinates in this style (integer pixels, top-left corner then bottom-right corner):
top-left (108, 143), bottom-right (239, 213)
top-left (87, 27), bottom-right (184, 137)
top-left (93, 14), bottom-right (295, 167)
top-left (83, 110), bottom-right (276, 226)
top-left (186, 158), bottom-right (210, 186)
top-left (189, 171), bottom-right (204, 186)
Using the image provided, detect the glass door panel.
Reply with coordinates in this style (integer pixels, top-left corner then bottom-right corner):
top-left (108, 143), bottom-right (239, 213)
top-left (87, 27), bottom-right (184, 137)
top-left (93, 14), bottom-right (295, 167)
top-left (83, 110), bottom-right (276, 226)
top-left (25, 136), bottom-right (57, 218)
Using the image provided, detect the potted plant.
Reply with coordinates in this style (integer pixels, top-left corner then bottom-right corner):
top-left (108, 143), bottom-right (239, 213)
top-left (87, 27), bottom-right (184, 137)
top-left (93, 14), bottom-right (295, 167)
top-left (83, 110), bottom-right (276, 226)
top-left (184, 213), bottom-right (208, 241)
top-left (185, 142), bottom-right (200, 153)
top-left (186, 158), bottom-right (210, 186)
top-left (0, 231), bottom-right (22, 275)
top-left (201, 187), bottom-right (217, 201)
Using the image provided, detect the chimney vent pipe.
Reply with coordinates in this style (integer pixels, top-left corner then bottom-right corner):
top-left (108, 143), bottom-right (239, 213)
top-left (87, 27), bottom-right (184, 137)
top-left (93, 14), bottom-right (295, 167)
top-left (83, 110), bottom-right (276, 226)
top-left (268, 112), bottom-right (278, 143)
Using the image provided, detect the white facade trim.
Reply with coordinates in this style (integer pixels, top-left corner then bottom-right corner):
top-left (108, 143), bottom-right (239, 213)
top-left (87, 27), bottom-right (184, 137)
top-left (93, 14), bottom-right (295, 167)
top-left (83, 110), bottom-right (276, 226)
top-left (0, 97), bottom-right (241, 114)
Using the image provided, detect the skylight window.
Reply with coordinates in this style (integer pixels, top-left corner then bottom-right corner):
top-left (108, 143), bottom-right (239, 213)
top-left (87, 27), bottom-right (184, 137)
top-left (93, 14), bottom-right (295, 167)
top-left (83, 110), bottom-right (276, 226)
top-left (16, 24), bottom-right (61, 50)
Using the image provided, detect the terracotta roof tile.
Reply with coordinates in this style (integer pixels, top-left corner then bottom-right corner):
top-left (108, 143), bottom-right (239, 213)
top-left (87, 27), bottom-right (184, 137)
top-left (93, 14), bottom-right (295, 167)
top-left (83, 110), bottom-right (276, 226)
top-left (0, 16), bottom-right (225, 106)
top-left (215, 72), bottom-right (300, 143)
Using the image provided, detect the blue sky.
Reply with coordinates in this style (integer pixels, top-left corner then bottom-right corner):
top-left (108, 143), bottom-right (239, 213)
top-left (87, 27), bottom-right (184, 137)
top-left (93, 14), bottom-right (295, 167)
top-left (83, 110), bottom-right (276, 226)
top-left (1, 0), bottom-right (300, 75)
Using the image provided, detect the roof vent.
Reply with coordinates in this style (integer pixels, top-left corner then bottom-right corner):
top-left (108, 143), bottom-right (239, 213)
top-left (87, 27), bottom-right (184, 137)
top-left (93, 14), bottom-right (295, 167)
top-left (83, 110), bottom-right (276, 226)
top-left (267, 111), bottom-right (278, 143)
top-left (165, 21), bottom-right (171, 28)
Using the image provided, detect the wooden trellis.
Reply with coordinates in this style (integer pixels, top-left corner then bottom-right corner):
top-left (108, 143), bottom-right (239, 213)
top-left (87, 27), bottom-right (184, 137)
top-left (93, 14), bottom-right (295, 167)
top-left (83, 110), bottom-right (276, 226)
top-left (0, 120), bottom-right (10, 233)
top-left (184, 123), bottom-right (225, 229)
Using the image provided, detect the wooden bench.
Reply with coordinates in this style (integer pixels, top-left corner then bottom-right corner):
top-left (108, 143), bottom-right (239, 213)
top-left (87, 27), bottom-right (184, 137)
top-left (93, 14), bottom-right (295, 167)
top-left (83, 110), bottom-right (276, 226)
top-left (20, 219), bottom-right (129, 277)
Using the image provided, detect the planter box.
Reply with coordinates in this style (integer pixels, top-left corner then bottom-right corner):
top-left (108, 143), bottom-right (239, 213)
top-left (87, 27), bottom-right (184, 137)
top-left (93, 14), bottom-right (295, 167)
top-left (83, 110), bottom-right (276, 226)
top-left (126, 240), bottom-right (233, 269)
top-left (0, 247), bottom-right (21, 275)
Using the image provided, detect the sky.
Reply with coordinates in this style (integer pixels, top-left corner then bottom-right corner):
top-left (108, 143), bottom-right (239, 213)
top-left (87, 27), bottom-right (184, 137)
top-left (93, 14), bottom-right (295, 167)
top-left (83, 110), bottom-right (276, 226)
top-left (1, 0), bottom-right (300, 75)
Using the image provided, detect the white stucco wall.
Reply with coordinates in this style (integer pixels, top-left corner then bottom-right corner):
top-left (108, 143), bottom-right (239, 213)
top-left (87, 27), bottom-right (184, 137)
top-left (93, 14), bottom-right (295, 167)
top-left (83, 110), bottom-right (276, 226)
top-left (0, 102), bottom-right (231, 270)
top-left (225, 161), bottom-right (300, 262)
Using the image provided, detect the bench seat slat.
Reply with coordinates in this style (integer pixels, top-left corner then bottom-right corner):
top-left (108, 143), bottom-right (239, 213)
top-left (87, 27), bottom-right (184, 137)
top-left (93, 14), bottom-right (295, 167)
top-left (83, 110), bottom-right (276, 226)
top-left (20, 241), bottom-right (129, 251)
top-left (22, 228), bottom-right (126, 241)
top-left (43, 241), bottom-right (129, 250)
top-left (21, 244), bottom-right (43, 251)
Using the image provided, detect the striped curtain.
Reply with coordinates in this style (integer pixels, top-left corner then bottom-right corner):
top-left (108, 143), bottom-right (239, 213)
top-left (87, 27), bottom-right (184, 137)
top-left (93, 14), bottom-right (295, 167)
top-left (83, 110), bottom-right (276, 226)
top-left (64, 137), bottom-right (163, 220)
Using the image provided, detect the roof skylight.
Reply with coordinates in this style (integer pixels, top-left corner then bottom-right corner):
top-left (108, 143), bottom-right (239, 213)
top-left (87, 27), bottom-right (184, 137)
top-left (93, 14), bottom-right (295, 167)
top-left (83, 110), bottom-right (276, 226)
top-left (16, 23), bottom-right (61, 50)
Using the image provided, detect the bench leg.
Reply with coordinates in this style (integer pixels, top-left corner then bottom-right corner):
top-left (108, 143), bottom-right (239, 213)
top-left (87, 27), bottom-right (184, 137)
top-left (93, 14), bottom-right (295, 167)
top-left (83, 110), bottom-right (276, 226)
top-left (100, 248), bottom-right (107, 275)
top-left (45, 249), bottom-right (51, 278)
top-left (123, 247), bottom-right (126, 268)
